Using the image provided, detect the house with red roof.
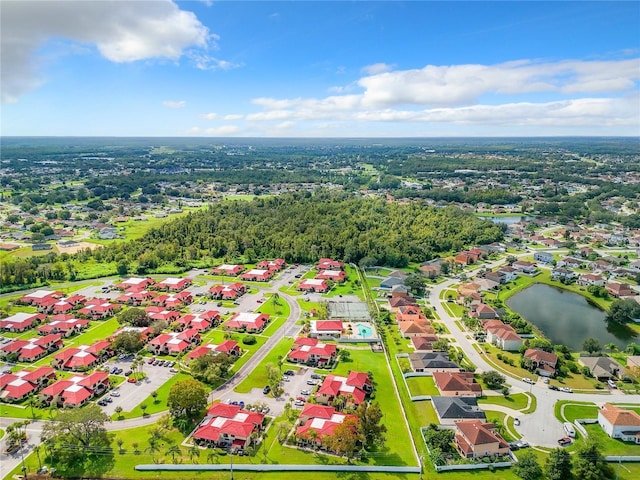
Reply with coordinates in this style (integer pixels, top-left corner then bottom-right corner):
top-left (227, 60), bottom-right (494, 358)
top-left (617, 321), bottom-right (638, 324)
top-left (433, 372), bottom-right (482, 397)
top-left (577, 273), bottom-right (605, 287)
top-left (523, 348), bottom-right (558, 377)
top-left (398, 320), bottom-right (436, 338)
top-left (111, 325), bottom-right (154, 343)
top-left (317, 258), bottom-right (344, 270)
top-left (212, 264), bottom-right (246, 276)
top-left (223, 312), bottom-right (270, 333)
top-left (192, 403), bottom-right (265, 452)
top-left (18, 289), bottom-right (63, 306)
top-left (0, 334), bottom-right (63, 362)
top-left (310, 320), bottom-right (344, 340)
top-left (315, 371), bottom-right (372, 408)
top-left (77, 300), bottom-right (117, 319)
top-left (453, 251), bottom-right (481, 266)
top-left (116, 290), bottom-right (156, 306)
top-left (598, 403), bottom-right (640, 443)
top-left (483, 320), bottom-right (523, 351)
top-left (395, 305), bottom-right (426, 323)
top-left (315, 270), bottom-right (347, 282)
top-left (241, 269), bottom-right (273, 282)
top-left (257, 259), bottom-right (286, 272)
top-left (606, 282), bottom-right (634, 298)
top-left (209, 282), bottom-right (247, 300)
top-left (38, 318), bottom-right (89, 337)
top-left (177, 310), bottom-right (221, 331)
top-left (387, 297), bottom-right (418, 311)
top-left (151, 290), bottom-right (193, 309)
top-left (52, 340), bottom-right (112, 371)
top-left (454, 420), bottom-right (509, 459)
top-left (288, 338), bottom-right (337, 367)
top-left (40, 371), bottom-right (109, 407)
top-left (0, 366), bottom-right (56, 402)
top-left (0, 312), bottom-right (46, 332)
top-left (115, 277), bottom-right (155, 291)
top-left (155, 277), bottom-right (192, 292)
top-left (410, 335), bottom-right (440, 351)
top-left (145, 306), bottom-right (181, 323)
top-left (186, 340), bottom-right (242, 361)
top-left (298, 278), bottom-right (329, 293)
top-left (296, 404), bottom-right (358, 450)
top-left (147, 329), bottom-right (201, 356)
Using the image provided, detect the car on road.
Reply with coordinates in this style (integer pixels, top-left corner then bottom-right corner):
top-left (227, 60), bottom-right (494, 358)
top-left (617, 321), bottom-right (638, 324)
top-left (263, 385), bottom-right (271, 394)
top-left (169, 368), bottom-right (179, 373)
top-left (548, 385), bottom-right (559, 391)
top-left (515, 441), bottom-right (529, 449)
top-left (97, 399), bottom-right (108, 406)
top-left (522, 377), bottom-right (535, 385)
top-left (300, 389), bottom-right (311, 396)
top-left (563, 422), bottom-right (576, 437)
top-left (104, 396), bottom-right (113, 403)
top-left (559, 387), bottom-right (573, 393)
top-left (109, 366), bottom-right (118, 374)
top-left (513, 418), bottom-right (520, 426)
top-left (558, 437), bottom-right (572, 446)
top-left (115, 368), bottom-right (123, 375)
top-left (109, 391), bottom-right (120, 397)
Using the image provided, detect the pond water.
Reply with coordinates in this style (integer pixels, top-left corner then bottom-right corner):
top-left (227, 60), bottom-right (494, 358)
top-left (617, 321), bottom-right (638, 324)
top-left (479, 215), bottom-right (533, 225)
top-left (506, 283), bottom-right (636, 351)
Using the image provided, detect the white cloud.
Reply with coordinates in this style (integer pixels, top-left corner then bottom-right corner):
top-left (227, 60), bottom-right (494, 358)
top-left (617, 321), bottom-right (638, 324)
top-left (163, 100), bottom-right (186, 109)
top-left (223, 114), bottom-right (244, 121)
top-left (188, 52), bottom-right (242, 71)
top-left (200, 112), bottom-right (219, 120)
top-left (1, 0), bottom-right (211, 103)
top-left (361, 62), bottom-right (394, 75)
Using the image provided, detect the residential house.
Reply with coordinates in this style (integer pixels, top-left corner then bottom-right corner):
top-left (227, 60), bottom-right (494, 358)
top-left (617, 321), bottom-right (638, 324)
top-left (398, 320), bottom-right (436, 338)
top-left (419, 265), bottom-right (441, 279)
top-left (483, 271), bottom-right (503, 285)
top-left (433, 371), bottom-right (482, 397)
top-left (115, 277), bottom-right (155, 291)
top-left (454, 251), bottom-right (481, 266)
top-left (151, 291), bottom-right (193, 309)
top-left (296, 404), bottom-right (358, 450)
top-left (115, 290), bottom-right (156, 306)
top-left (410, 335), bottom-right (440, 351)
top-left (38, 318), bottom-right (89, 337)
top-left (497, 266), bottom-right (517, 283)
top-left (287, 338), bottom-right (337, 367)
top-left (176, 311), bottom-right (221, 331)
top-left (533, 252), bottom-right (554, 264)
top-left (310, 320), bottom-right (344, 340)
top-left (483, 320), bottom-right (523, 351)
top-left (212, 264), bottom-right (245, 276)
top-left (598, 404), bottom-right (640, 444)
top-left (155, 277), bottom-right (192, 291)
top-left (147, 329), bottom-right (201, 356)
top-left (40, 371), bottom-right (109, 408)
top-left (186, 340), bottom-right (242, 360)
top-left (454, 420), bottom-right (510, 459)
top-left (387, 297), bottom-right (417, 311)
top-left (380, 277), bottom-right (405, 289)
top-left (192, 403), bottom-right (265, 452)
top-left (223, 312), bottom-right (270, 333)
top-left (315, 371), bottom-right (372, 408)
top-left (0, 366), bottom-right (56, 402)
top-left (241, 269), bottom-right (273, 282)
top-left (209, 282), bottom-right (247, 300)
top-left (432, 397), bottom-right (486, 425)
top-left (512, 260), bottom-right (536, 274)
top-left (317, 258), bottom-right (344, 270)
top-left (606, 282), bottom-right (634, 298)
top-left (577, 274), bottom-right (605, 287)
top-left (52, 341), bottom-right (112, 371)
top-left (18, 289), bottom-right (63, 306)
top-left (469, 304), bottom-right (498, 320)
top-left (316, 270), bottom-right (347, 282)
top-left (145, 306), bottom-right (181, 323)
top-left (407, 352), bottom-right (459, 373)
top-left (551, 267), bottom-right (576, 281)
top-left (256, 259), bottom-right (286, 272)
top-left (0, 334), bottom-right (63, 362)
top-left (0, 312), bottom-right (46, 332)
top-left (627, 356), bottom-right (640, 370)
top-left (298, 279), bottom-right (329, 293)
top-left (523, 348), bottom-right (558, 377)
top-left (390, 284), bottom-right (413, 299)
top-left (579, 356), bottom-right (625, 381)
top-left (77, 300), bottom-right (117, 319)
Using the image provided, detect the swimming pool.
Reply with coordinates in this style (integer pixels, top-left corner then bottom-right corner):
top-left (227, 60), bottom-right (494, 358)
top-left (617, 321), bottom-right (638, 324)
top-left (356, 323), bottom-right (373, 337)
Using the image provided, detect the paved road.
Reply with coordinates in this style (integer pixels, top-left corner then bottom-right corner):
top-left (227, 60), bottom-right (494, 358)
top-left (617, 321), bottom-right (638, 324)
top-left (427, 254), bottom-right (640, 448)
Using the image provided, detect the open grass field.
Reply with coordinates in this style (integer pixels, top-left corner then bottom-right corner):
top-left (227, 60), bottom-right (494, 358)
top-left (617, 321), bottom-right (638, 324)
top-left (478, 392), bottom-right (530, 411)
top-left (405, 376), bottom-right (439, 397)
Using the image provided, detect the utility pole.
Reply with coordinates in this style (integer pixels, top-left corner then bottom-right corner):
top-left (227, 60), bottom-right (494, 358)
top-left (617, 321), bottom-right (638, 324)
top-left (229, 448), bottom-right (234, 480)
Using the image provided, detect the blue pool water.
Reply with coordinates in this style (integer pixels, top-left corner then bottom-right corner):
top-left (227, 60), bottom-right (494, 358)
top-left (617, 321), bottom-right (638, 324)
top-left (357, 323), bottom-right (373, 337)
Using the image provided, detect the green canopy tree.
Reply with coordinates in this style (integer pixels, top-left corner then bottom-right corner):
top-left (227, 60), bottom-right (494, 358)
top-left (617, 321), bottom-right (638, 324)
top-left (545, 448), bottom-right (572, 480)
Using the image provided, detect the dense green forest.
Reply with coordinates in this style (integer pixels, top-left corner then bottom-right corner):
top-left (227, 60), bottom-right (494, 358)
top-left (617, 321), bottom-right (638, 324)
top-left (0, 193), bottom-right (504, 289)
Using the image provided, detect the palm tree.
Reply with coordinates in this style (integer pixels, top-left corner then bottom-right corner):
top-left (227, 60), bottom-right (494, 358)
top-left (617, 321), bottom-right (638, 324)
top-left (188, 444), bottom-right (200, 463)
top-left (114, 406), bottom-right (123, 419)
top-left (166, 444), bottom-right (181, 463)
top-left (117, 438), bottom-right (124, 453)
top-left (605, 343), bottom-right (618, 353)
top-left (132, 442), bottom-right (139, 454)
top-left (147, 440), bottom-right (159, 464)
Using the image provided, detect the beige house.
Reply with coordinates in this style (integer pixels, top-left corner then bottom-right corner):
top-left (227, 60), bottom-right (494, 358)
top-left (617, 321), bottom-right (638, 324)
top-left (454, 420), bottom-right (510, 459)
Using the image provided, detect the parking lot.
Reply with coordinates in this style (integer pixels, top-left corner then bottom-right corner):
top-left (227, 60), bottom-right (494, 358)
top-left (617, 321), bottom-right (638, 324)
top-left (98, 358), bottom-right (177, 415)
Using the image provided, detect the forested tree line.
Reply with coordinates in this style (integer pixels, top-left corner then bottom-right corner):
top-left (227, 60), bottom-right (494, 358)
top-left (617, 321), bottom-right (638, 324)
top-left (0, 193), bottom-right (504, 289)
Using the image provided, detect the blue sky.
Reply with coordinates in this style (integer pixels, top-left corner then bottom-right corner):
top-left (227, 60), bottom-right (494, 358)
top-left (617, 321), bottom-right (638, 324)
top-left (1, 1), bottom-right (639, 137)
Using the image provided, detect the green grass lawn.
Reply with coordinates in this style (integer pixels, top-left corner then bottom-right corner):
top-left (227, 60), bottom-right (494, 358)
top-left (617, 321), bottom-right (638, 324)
top-left (234, 338), bottom-right (294, 393)
top-left (478, 392), bottom-right (529, 411)
top-left (405, 376), bottom-right (440, 397)
top-left (483, 409), bottom-right (517, 442)
top-left (555, 400), bottom-right (597, 422)
top-left (582, 423), bottom-right (640, 456)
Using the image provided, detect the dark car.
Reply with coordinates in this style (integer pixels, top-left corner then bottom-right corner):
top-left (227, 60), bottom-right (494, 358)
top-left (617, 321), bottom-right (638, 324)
top-left (548, 385), bottom-right (559, 391)
top-left (263, 385), bottom-right (271, 394)
top-left (124, 370), bottom-right (133, 376)
top-left (558, 437), bottom-right (572, 446)
top-left (310, 373), bottom-right (322, 380)
top-left (284, 370), bottom-right (295, 376)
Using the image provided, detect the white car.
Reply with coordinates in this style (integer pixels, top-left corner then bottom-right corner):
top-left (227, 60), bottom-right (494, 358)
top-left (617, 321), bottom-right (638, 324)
top-left (294, 400), bottom-right (305, 407)
top-left (559, 387), bottom-right (573, 393)
top-left (522, 377), bottom-right (535, 385)
top-left (109, 391), bottom-right (120, 397)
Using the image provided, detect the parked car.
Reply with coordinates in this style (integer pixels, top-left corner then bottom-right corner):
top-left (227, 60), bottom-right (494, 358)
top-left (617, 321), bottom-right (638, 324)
top-left (105, 396), bottom-right (113, 403)
top-left (522, 377), bottom-right (535, 385)
top-left (263, 385), bottom-right (271, 394)
top-left (147, 357), bottom-right (155, 364)
top-left (310, 373), bottom-right (322, 380)
top-left (559, 387), bottom-right (573, 393)
top-left (563, 422), bottom-right (576, 438)
top-left (109, 366), bottom-right (118, 374)
top-left (127, 377), bottom-right (137, 383)
top-left (294, 400), bottom-right (305, 406)
top-left (109, 391), bottom-right (120, 397)
top-left (115, 368), bottom-right (123, 375)
top-left (515, 441), bottom-right (529, 449)
top-left (300, 389), bottom-right (311, 396)
top-left (306, 379), bottom-right (318, 385)
top-left (513, 418), bottom-right (520, 426)
top-left (558, 437), bottom-right (572, 446)
top-left (97, 399), bottom-right (107, 406)
top-left (284, 370), bottom-right (295, 376)
top-left (169, 368), bottom-right (179, 373)
top-left (508, 441), bottom-right (520, 451)
top-left (548, 385), bottom-right (559, 391)
top-left (124, 370), bottom-right (133, 376)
